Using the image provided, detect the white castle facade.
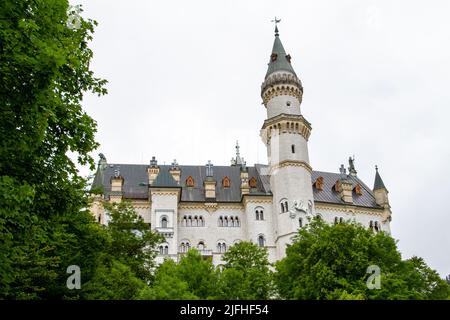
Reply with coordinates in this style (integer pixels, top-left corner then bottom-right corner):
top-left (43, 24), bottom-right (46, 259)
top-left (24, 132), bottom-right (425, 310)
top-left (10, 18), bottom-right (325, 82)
top-left (91, 26), bottom-right (392, 266)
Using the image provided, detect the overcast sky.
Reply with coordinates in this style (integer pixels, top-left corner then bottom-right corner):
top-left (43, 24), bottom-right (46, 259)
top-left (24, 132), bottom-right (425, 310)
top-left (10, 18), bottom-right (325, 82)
top-left (73, 0), bottom-right (450, 277)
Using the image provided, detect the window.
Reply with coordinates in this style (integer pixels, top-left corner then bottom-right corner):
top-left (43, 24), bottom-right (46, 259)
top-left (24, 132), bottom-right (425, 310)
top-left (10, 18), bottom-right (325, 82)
top-left (186, 176), bottom-right (194, 187)
top-left (255, 209), bottom-right (264, 220)
top-left (159, 244), bottom-right (169, 255)
top-left (222, 176), bottom-right (231, 188)
top-left (339, 217), bottom-right (344, 224)
top-left (199, 216), bottom-right (204, 227)
top-left (183, 216), bottom-right (187, 227)
top-left (280, 199), bottom-right (289, 213)
top-left (369, 220), bottom-right (374, 231)
top-left (161, 216), bottom-right (168, 228)
top-left (374, 221), bottom-right (380, 232)
top-left (314, 176), bottom-right (324, 190)
top-left (224, 216), bottom-right (228, 227)
top-left (258, 235), bottom-right (266, 247)
top-left (291, 144), bottom-right (295, 153)
top-left (299, 217), bottom-right (303, 228)
top-left (334, 217), bottom-right (338, 225)
top-left (180, 241), bottom-right (191, 253)
top-left (193, 215), bottom-right (198, 227)
top-left (218, 216), bottom-right (223, 227)
top-left (187, 216), bottom-right (192, 227)
top-left (217, 242), bottom-right (227, 253)
top-left (249, 177), bottom-right (257, 188)
top-left (97, 214), bottom-right (101, 224)
top-left (197, 241), bottom-right (205, 250)
top-left (235, 217), bottom-right (240, 227)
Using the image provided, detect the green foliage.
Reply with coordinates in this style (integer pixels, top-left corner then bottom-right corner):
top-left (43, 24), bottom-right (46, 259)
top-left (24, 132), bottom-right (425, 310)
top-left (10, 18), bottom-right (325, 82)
top-left (218, 241), bottom-right (274, 299)
top-left (103, 201), bottom-right (164, 283)
top-left (275, 218), bottom-right (450, 300)
top-left (176, 250), bottom-right (219, 299)
top-left (82, 259), bottom-right (146, 300)
top-left (0, 0), bottom-right (108, 299)
top-left (136, 259), bottom-right (198, 300)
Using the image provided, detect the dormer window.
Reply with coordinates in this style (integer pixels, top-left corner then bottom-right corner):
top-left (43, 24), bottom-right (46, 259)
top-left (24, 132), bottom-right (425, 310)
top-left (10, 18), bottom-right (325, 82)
top-left (353, 183), bottom-right (363, 195)
top-left (285, 54), bottom-right (291, 63)
top-left (314, 176), bottom-right (324, 191)
top-left (222, 176), bottom-right (231, 188)
top-left (271, 53), bottom-right (278, 61)
top-left (249, 177), bottom-right (257, 188)
top-left (186, 176), bottom-right (194, 187)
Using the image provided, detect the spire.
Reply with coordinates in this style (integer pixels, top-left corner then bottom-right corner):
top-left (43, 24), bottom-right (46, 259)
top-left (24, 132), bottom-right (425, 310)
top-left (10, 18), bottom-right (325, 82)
top-left (231, 140), bottom-right (245, 167)
top-left (373, 166), bottom-right (387, 191)
top-left (265, 22), bottom-right (296, 79)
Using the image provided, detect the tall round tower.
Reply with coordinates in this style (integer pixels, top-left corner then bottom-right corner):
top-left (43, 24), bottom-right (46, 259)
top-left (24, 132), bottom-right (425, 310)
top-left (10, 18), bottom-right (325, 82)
top-left (260, 25), bottom-right (314, 259)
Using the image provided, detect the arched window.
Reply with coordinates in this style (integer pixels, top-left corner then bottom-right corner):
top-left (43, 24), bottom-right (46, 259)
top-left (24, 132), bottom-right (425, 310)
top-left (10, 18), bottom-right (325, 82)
top-left (299, 217), bottom-right (303, 228)
top-left (235, 217), bottom-right (240, 227)
top-left (222, 176), bottom-right (231, 188)
top-left (159, 246), bottom-right (164, 255)
top-left (224, 216), bottom-right (228, 227)
top-left (291, 144), bottom-right (295, 153)
top-left (197, 241), bottom-right (205, 250)
top-left (374, 221), bottom-right (380, 232)
top-left (164, 245), bottom-right (169, 255)
top-left (187, 216), bottom-right (192, 227)
top-left (217, 242), bottom-right (227, 253)
top-left (180, 242), bottom-right (185, 253)
top-left (161, 216), bottom-right (168, 228)
top-left (369, 220), bottom-right (374, 231)
top-left (218, 216), bottom-right (223, 227)
top-left (339, 217), bottom-right (344, 224)
top-left (186, 176), bottom-right (194, 187)
top-left (258, 235), bottom-right (266, 247)
top-left (334, 217), bottom-right (338, 225)
top-left (183, 216), bottom-right (187, 227)
top-left (255, 208), bottom-right (264, 220)
top-left (280, 199), bottom-right (288, 213)
top-left (230, 217), bottom-right (234, 227)
top-left (249, 177), bottom-right (257, 188)
top-left (194, 215), bottom-right (198, 227)
top-left (199, 216), bottom-right (204, 227)
top-left (97, 214), bottom-right (101, 224)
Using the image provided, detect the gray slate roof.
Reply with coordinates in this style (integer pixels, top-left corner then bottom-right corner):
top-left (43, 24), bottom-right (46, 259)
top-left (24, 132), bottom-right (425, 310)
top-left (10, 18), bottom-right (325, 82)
top-left (265, 32), bottom-right (297, 79)
top-left (92, 163), bottom-right (381, 209)
top-left (373, 169), bottom-right (387, 191)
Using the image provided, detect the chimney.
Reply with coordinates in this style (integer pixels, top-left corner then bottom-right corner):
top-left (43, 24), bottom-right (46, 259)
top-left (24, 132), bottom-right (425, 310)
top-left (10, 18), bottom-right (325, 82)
top-left (204, 160), bottom-right (216, 200)
top-left (147, 156), bottom-right (160, 185)
top-left (169, 159), bottom-right (181, 183)
top-left (110, 166), bottom-right (124, 203)
top-left (337, 164), bottom-right (353, 204)
top-left (240, 163), bottom-right (250, 196)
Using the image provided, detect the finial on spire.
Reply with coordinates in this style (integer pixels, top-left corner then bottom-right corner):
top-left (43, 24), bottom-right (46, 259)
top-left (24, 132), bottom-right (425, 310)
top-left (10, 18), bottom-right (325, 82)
top-left (375, 165), bottom-right (378, 171)
top-left (271, 17), bottom-right (281, 36)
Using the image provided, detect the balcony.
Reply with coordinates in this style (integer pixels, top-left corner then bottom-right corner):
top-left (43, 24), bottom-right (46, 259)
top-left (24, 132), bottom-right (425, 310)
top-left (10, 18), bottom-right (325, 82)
top-left (155, 227), bottom-right (174, 238)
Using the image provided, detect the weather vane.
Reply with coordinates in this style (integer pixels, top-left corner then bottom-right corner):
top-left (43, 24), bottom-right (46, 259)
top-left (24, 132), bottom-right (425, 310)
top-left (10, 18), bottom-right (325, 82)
top-left (271, 16), bottom-right (281, 26)
top-left (271, 17), bottom-right (281, 35)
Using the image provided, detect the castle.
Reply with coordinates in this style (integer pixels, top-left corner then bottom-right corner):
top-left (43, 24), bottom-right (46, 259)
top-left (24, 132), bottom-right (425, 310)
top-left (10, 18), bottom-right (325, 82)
top-left (91, 25), bottom-right (392, 265)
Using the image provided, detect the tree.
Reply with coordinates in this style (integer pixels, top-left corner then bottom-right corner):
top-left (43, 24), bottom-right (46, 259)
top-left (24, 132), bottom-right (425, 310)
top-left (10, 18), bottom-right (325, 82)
top-left (176, 249), bottom-right (219, 299)
top-left (0, 0), bottom-right (107, 299)
top-left (102, 201), bottom-right (163, 283)
top-left (217, 241), bottom-right (274, 299)
top-left (136, 259), bottom-right (198, 300)
top-left (275, 218), bottom-right (450, 300)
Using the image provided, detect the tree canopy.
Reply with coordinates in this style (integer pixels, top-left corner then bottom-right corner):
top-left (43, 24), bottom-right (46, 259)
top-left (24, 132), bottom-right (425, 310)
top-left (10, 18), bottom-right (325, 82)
top-left (275, 218), bottom-right (450, 300)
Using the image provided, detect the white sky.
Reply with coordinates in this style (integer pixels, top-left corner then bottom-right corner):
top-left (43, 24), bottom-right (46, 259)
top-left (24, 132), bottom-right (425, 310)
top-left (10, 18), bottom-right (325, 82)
top-left (73, 0), bottom-right (450, 277)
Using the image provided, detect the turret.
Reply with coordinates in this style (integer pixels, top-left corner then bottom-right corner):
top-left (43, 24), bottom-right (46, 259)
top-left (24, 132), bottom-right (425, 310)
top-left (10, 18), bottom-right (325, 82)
top-left (260, 23), bottom-right (315, 259)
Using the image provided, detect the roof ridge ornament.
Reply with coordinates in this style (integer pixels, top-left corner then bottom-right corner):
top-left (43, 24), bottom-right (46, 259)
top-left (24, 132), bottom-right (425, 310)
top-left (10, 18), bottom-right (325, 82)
top-left (271, 16), bottom-right (281, 36)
